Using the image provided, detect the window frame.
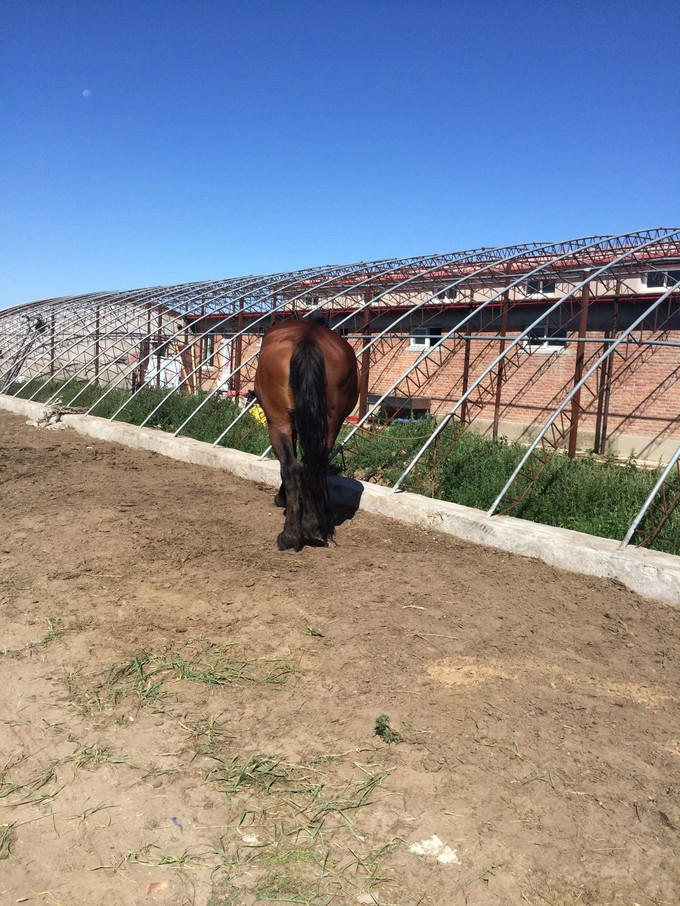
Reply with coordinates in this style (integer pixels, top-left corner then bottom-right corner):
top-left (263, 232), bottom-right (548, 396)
top-left (409, 325), bottom-right (443, 351)
top-left (645, 269), bottom-right (680, 289)
top-left (202, 333), bottom-right (216, 368)
top-left (526, 278), bottom-right (557, 298)
top-left (521, 320), bottom-right (568, 354)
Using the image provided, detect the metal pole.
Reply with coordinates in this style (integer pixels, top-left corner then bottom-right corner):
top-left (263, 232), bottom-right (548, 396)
top-left (492, 286), bottom-right (510, 439)
top-left (594, 294), bottom-right (619, 455)
top-left (50, 311), bottom-right (56, 377)
top-left (94, 305), bottom-right (101, 382)
top-left (233, 297), bottom-right (244, 396)
top-left (620, 445), bottom-right (680, 548)
top-left (461, 333), bottom-right (471, 426)
top-left (359, 292), bottom-right (372, 419)
top-left (568, 277), bottom-right (591, 458)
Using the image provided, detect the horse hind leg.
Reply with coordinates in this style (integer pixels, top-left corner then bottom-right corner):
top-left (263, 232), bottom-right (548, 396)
top-left (300, 476), bottom-right (329, 546)
top-left (274, 434), bottom-right (303, 551)
top-left (274, 425), bottom-right (296, 508)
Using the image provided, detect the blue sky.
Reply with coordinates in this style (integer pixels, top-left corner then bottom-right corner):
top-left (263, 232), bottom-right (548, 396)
top-left (1, 0), bottom-right (678, 308)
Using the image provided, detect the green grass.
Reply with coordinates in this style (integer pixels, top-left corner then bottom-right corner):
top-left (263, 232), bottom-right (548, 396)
top-left (9, 377), bottom-right (680, 553)
top-left (374, 715), bottom-right (402, 745)
top-left (8, 377), bottom-right (271, 451)
top-left (432, 428), bottom-right (680, 554)
top-left (343, 419), bottom-right (680, 555)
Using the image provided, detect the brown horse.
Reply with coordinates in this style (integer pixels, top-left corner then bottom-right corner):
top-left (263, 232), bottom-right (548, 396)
top-left (254, 316), bottom-right (359, 551)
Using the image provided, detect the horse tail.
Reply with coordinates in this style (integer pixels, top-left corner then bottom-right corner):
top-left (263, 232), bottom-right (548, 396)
top-left (289, 334), bottom-right (333, 541)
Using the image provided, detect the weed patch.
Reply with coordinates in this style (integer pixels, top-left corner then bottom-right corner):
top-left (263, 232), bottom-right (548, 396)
top-left (191, 741), bottom-right (398, 900)
top-left (0, 822), bottom-right (16, 860)
top-left (64, 638), bottom-right (296, 715)
top-left (374, 714), bottom-right (402, 744)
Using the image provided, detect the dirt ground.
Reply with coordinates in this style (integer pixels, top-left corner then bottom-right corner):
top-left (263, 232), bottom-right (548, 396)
top-left (1, 408), bottom-right (679, 906)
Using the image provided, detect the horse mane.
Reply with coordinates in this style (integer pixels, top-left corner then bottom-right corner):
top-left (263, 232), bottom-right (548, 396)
top-left (289, 334), bottom-right (333, 540)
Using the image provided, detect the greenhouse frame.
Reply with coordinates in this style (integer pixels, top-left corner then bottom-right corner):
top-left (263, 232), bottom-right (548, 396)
top-left (1, 227), bottom-right (679, 551)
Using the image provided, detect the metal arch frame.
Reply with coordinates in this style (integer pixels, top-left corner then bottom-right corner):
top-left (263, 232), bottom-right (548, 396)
top-left (101, 245), bottom-right (508, 429)
top-left (167, 242), bottom-right (525, 445)
top-left (622, 442), bottom-right (680, 548)
top-left (494, 290), bottom-right (680, 518)
top-left (147, 263), bottom-right (369, 434)
top-left (3, 228), bottom-right (680, 552)
top-left (56, 275), bottom-right (268, 409)
top-left (0, 229), bottom-right (672, 415)
top-left (2, 264), bottom-right (326, 407)
top-left (27, 291), bottom-right (186, 401)
top-left (333, 229), bottom-right (665, 465)
top-left (250, 241), bottom-right (559, 459)
top-left (132, 249), bottom-right (481, 433)
top-left (0, 290), bottom-right (126, 392)
top-left (14, 269), bottom-right (297, 413)
top-left (221, 230), bottom-right (676, 462)
top-left (252, 243), bottom-right (538, 459)
top-left (3, 230), bottom-right (678, 415)
top-left (0, 280), bottom-right (230, 400)
top-left (388, 229), bottom-right (680, 492)
top-left (3, 228), bottom-right (674, 404)
top-left (105, 272), bottom-right (295, 421)
top-left (486, 276), bottom-right (680, 515)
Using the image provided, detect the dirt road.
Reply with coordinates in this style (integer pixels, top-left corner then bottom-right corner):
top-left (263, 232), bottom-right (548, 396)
top-left (1, 409), bottom-right (679, 905)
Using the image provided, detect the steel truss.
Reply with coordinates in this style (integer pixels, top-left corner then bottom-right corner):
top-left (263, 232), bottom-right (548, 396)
top-left (1, 228), bottom-right (679, 550)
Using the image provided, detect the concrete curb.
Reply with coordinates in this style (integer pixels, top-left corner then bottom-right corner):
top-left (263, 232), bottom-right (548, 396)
top-left (2, 393), bottom-right (679, 607)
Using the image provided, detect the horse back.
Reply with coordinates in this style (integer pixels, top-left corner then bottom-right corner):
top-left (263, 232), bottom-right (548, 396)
top-left (255, 320), bottom-right (358, 425)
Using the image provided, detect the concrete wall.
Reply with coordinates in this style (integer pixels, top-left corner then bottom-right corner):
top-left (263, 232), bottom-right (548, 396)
top-left (1, 392), bottom-right (679, 609)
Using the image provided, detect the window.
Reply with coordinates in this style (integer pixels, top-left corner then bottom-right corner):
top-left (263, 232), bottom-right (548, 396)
top-left (202, 334), bottom-right (216, 368)
top-left (522, 320), bottom-right (567, 353)
top-left (646, 270), bottom-right (680, 289)
top-left (436, 287), bottom-right (458, 301)
top-left (526, 278), bottom-right (557, 297)
top-left (409, 326), bottom-right (443, 350)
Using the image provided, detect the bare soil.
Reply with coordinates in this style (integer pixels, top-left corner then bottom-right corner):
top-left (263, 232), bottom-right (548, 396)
top-left (1, 408), bottom-right (679, 906)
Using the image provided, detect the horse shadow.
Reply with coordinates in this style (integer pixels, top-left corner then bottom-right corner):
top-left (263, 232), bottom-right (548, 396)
top-left (328, 475), bottom-right (364, 528)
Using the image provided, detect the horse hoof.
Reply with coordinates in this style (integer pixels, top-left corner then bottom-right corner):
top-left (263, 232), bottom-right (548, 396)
top-left (303, 532), bottom-right (328, 547)
top-left (274, 493), bottom-right (286, 508)
top-left (277, 532), bottom-right (302, 552)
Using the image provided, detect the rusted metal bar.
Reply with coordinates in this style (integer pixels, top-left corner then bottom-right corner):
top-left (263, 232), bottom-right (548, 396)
top-left (358, 291), bottom-right (372, 419)
top-left (594, 294), bottom-right (619, 455)
top-left (492, 286), bottom-right (510, 439)
top-left (568, 277), bottom-right (592, 458)
top-left (232, 297), bottom-right (244, 395)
